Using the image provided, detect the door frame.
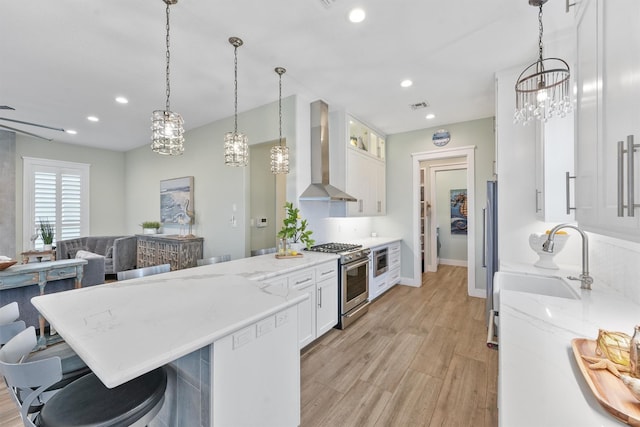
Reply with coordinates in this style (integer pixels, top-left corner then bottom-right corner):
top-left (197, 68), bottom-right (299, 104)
top-left (427, 163), bottom-right (468, 272)
top-left (412, 145), bottom-right (480, 297)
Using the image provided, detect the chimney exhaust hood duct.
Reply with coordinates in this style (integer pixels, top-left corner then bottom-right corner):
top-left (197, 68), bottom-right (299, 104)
top-left (299, 100), bottom-right (357, 202)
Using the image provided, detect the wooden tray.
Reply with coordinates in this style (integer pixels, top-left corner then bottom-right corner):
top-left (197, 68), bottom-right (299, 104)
top-left (275, 253), bottom-right (303, 259)
top-left (0, 260), bottom-right (17, 271)
top-left (572, 338), bottom-right (640, 426)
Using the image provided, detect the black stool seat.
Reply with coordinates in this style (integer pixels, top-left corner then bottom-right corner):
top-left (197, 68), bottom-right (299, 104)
top-left (38, 367), bottom-right (167, 427)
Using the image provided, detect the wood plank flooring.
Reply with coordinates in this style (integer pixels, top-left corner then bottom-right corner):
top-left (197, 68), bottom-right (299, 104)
top-left (300, 265), bottom-right (498, 427)
top-left (0, 265), bottom-right (498, 427)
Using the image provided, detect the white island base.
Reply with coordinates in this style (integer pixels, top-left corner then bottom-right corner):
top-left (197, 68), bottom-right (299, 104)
top-left (32, 272), bottom-right (306, 427)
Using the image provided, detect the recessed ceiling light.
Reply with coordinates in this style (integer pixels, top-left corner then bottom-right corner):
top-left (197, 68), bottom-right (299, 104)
top-left (87, 116), bottom-right (99, 122)
top-left (65, 129), bottom-right (77, 135)
top-left (115, 96), bottom-right (129, 104)
top-left (400, 79), bottom-right (413, 88)
top-left (426, 114), bottom-right (436, 120)
top-left (349, 8), bottom-right (366, 23)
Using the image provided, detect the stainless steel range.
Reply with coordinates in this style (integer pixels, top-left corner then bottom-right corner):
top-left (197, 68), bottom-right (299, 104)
top-left (307, 242), bottom-right (371, 329)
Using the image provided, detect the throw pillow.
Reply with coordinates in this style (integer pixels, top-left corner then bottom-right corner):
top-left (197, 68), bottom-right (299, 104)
top-left (75, 250), bottom-right (103, 259)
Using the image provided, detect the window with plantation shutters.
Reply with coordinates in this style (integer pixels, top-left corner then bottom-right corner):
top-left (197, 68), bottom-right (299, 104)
top-left (23, 157), bottom-right (90, 251)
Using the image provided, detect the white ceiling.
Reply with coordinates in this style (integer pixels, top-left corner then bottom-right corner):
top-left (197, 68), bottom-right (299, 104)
top-left (0, 0), bottom-right (574, 152)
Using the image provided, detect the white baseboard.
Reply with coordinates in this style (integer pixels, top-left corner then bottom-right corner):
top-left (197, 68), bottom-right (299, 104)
top-left (439, 259), bottom-right (468, 267)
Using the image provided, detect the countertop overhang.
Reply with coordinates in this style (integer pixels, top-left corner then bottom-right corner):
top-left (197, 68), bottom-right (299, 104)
top-left (31, 252), bottom-right (338, 388)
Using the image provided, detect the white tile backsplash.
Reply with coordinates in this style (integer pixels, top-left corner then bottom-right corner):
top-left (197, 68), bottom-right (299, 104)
top-left (590, 233), bottom-right (640, 304)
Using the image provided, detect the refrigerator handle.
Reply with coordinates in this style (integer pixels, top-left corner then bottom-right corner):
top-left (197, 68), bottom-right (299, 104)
top-left (482, 207), bottom-right (487, 268)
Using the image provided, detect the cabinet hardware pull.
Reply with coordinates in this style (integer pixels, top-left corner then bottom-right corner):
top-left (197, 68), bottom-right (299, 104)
top-left (617, 136), bottom-right (640, 217)
top-left (619, 140), bottom-right (625, 217)
top-left (565, 171), bottom-right (576, 214)
top-left (482, 207), bottom-right (487, 268)
top-left (629, 135), bottom-right (636, 217)
top-left (535, 189), bottom-right (542, 213)
top-left (317, 288), bottom-right (322, 308)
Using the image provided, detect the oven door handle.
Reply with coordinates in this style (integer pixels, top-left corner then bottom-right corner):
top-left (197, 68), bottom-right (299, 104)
top-left (343, 257), bottom-right (369, 271)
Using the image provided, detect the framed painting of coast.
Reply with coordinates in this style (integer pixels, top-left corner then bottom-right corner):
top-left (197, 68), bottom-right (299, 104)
top-left (160, 176), bottom-right (194, 225)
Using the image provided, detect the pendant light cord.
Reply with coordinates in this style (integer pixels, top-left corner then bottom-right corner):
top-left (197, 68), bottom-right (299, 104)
top-left (165, 1), bottom-right (171, 113)
top-left (537, 4), bottom-right (544, 65)
top-left (278, 71), bottom-right (283, 146)
top-left (233, 44), bottom-right (238, 134)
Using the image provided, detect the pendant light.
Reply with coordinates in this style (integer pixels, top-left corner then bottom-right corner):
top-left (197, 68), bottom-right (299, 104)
top-left (514, 0), bottom-right (573, 124)
top-left (224, 37), bottom-right (248, 167)
top-left (271, 67), bottom-right (289, 174)
top-left (151, 0), bottom-right (185, 156)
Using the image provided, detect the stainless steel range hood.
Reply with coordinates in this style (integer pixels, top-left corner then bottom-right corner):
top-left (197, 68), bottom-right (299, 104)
top-left (299, 100), bottom-right (357, 202)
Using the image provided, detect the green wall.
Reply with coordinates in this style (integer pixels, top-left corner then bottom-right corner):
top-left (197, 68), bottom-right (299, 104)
top-left (375, 117), bottom-right (495, 289)
top-left (14, 136), bottom-right (126, 255)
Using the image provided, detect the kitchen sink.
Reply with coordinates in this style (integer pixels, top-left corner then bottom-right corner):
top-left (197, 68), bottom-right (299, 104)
top-left (493, 271), bottom-right (580, 310)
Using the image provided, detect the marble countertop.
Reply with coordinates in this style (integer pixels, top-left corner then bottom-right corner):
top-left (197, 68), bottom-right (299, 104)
top-left (351, 237), bottom-right (402, 249)
top-left (188, 251), bottom-right (339, 280)
top-left (498, 262), bottom-right (638, 426)
top-left (31, 260), bottom-right (319, 388)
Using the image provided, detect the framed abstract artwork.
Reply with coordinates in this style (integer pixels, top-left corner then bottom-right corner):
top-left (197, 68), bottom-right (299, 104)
top-left (450, 188), bottom-right (467, 235)
top-left (160, 176), bottom-right (194, 225)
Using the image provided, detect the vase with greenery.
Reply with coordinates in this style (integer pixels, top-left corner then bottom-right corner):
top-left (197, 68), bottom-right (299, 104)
top-left (141, 221), bottom-right (161, 234)
top-left (277, 202), bottom-right (315, 254)
top-left (39, 218), bottom-right (54, 249)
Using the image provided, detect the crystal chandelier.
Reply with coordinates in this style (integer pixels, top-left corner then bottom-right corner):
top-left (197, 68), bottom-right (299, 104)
top-left (271, 67), bottom-right (290, 174)
top-left (224, 37), bottom-right (248, 167)
top-left (151, 0), bottom-right (185, 156)
top-left (514, 0), bottom-right (572, 124)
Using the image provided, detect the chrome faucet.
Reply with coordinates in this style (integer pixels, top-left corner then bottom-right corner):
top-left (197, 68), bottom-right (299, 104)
top-left (542, 224), bottom-right (594, 290)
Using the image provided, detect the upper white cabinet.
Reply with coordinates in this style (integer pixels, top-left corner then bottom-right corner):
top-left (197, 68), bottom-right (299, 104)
top-left (534, 113), bottom-right (576, 222)
top-left (330, 112), bottom-right (386, 217)
top-left (575, 0), bottom-right (640, 241)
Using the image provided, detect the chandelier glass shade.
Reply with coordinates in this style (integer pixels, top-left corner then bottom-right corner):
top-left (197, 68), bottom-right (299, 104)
top-left (271, 67), bottom-right (289, 174)
top-left (514, 0), bottom-right (573, 124)
top-left (151, 110), bottom-right (185, 155)
top-left (151, 0), bottom-right (185, 155)
top-left (224, 37), bottom-right (248, 167)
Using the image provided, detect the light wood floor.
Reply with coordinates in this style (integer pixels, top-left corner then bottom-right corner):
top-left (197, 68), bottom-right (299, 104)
top-left (300, 265), bottom-right (498, 427)
top-left (0, 265), bottom-right (498, 427)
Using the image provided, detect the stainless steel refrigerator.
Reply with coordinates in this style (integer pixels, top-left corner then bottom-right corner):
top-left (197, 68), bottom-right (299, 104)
top-left (484, 180), bottom-right (498, 348)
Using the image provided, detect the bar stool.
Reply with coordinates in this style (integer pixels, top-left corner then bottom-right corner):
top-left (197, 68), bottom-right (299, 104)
top-left (0, 327), bottom-right (167, 427)
top-left (197, 254), bottom-right (231, 265)
top-left (117, 263), bottom-right (171, 281)
top-left (0, 303), bottom-right (90, 391)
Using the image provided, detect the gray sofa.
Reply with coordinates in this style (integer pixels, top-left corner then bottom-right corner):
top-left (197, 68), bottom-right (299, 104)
top-left (56, 235), bottom-right (137, 276)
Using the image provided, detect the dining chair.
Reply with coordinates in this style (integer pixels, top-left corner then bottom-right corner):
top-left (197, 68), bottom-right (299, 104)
top-left (0, 326), bottom-right (167, 427)
top-left (196, 254), bottom-right (231, 266)
top-left (116, 263), bottom-right (171, 281)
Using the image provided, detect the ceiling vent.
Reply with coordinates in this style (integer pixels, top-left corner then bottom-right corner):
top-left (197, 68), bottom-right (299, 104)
top-left (409, 101), bottom-right (430, 110)
top-left (318, 0), bottom-right (337, 8)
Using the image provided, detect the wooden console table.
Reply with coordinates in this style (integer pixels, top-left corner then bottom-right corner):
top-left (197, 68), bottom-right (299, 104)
top-left (0, 259), bottom-right (86, 348)
top-left (136, 234), bottom-right (203, 271)
top-left (21, 249), bottom-right (56, 263)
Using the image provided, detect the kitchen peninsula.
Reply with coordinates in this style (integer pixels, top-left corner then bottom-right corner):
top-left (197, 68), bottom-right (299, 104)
top-left (32, 251), bottom-right (338, 427)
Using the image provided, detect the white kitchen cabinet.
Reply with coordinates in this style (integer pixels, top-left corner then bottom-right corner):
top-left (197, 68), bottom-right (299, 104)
top-left (368, 241), bottom-right (401, 301)
top-left (346, 149), bottom-right (385, 216)
top-left (289, 269), bottom-right (316, 348)
top-left (575, 0), bottom-right (640, 241)
top-left (331, 112), bottom-right (386, 217)
top-left (534, 115), bottom-right (575, 222)
top-left (262, 260), bottom-right (338, 348)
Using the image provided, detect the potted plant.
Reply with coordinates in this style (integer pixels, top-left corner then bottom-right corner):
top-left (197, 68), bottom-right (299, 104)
top-left (141, 221), bottom-right (161, 234)
top-left (277, 202), bottom-right (315, 255)
top-left (39, 218), bottom-right (54, 250)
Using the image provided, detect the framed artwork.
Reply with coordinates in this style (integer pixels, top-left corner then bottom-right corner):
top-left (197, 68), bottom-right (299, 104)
top-left (160, 176), bottom-right (194, 225)
top-left (450, 188), bottom-right (467, 235)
